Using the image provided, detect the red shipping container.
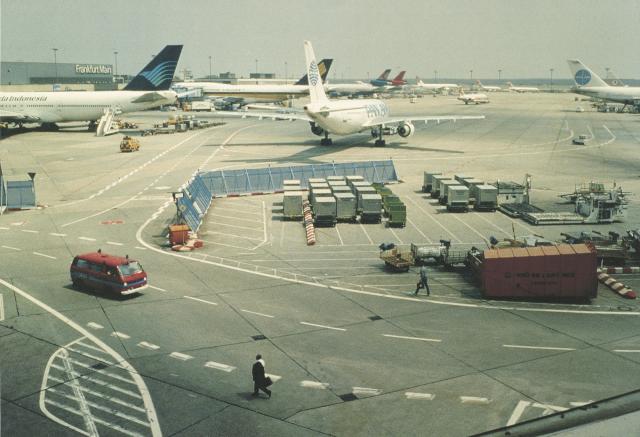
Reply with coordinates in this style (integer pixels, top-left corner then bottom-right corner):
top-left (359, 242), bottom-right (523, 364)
top-left (480, 244), bottom-right (597, 299)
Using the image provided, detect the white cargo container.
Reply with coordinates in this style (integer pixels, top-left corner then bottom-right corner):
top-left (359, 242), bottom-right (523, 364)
top-left (327, 175), bottom-right (346, 182)
top-left (354, 186), bottom-right (378, 210)
top-left (334, 192), bottom-right (357, 221)
top-left (308, 178), bottom-right (326, 184)
top-left (283, 191), bottom-right (304, 219)
top-left (283, 185), bottom-right (301, 193)
top-left (350, 180), bottom-right (371, 192)
top-left (313, 196), bottom-right (337, 226)
top-left (311, 188), bottom-right (332, 203)
top-left (360, 193), bottom-right (382, 223)
top-left (423, 171), bottom-right (441, 193)
top-left (431, 175), bottom-right (452, 198)
top-left (439, 180), bottom-right (462, 204)
top-left (190, 100), bottom-right (212, 111)
top-left (454, 174), bottom-right (473, 185)
top-left (331, 185), bottom-right (352, 194)
top-left (447, 185), bottom-right (469, 212)
top-left (328, 180), bottom-right (348, 188)
top-left (474, 184), bottom-right (498, 211)
top-left (346, 175), bottom-right (365, 187)
top-left (283, 179), bottom-right (301, 187)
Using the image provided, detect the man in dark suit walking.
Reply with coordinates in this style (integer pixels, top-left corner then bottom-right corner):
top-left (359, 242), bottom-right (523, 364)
top-left (252, 354), bottom-right (272, 398)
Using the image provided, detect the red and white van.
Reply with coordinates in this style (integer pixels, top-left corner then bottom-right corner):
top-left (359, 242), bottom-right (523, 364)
top-left (70, 250), bottom-right (147, 295)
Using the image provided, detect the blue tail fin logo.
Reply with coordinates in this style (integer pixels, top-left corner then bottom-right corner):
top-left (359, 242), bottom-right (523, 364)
top-left (124, 45), bottom-right (183, 91)
top-left (574, 69), bottom-right (591, 86)
top-left (295, 59), bottom-right (332, 86)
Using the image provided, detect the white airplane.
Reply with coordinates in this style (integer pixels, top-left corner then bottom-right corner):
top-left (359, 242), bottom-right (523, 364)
top-left (413, 78), bottom-right (459, 93)
top-left (218, 41), bottom-right (484, 146)
top-left (506, 82), bottom-right (539, 93)
top-left (0, 45), bottom-right (182, 130)
top-left (567, 59), bottom-right (640, 108)
top-left (325, 81), bottom-right (377, 97)
top-left (475, 80), bottom-right (501, 92)
top-left (173, 59), bottom-right (333, 105)
top-left (457, 89), bottom-right (489, 104)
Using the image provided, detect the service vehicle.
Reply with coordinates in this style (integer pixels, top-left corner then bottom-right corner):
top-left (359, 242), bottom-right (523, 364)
top-left (70, 250), bottom-right (147, 295)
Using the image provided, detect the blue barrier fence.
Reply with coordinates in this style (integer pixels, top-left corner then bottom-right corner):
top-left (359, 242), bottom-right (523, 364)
top-left (177, 173), bottom-right (212, 233)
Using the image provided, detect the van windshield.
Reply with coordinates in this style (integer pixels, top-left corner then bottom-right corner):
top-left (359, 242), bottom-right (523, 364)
top-left (118, 261), bottom-right (143, 276)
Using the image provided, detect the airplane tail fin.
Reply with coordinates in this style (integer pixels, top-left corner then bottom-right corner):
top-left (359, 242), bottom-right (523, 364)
top-left (567, 59), bottom-right (608, 87)
top-left (303, 41), bottom-right (329, 104)
top-left (124, 45), bottom-right (183, 91)
top-left (392, 71), bottom-right (406, 82)
top-left (295, 58), bottom-right (333, 85)
top-left (506, 81), bottom-right (513, 87)
top-left (378, 69), bottom-right (391, 80)
top-left (605, 71), bottom-right (625, 87)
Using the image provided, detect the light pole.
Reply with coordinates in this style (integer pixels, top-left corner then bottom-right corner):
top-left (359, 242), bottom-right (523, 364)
top-left (52, 48), bottom-right (58, 82)
top-left (498, 69), bottom-right (502, 82)
top-left (255, 59), bottom-right (258, 75)
top-left (209, 56), bottom-right (212, 79)
top-left (113, 51), bottom-right (118, 84)
top-left (285, 61), bottom-right (288, 84)
top-left (469, 69), bottom-right (473, 82)
top-left (549, 68), bottom-right (554, 92)
top-left (434, 70), bottom-right (438, 82)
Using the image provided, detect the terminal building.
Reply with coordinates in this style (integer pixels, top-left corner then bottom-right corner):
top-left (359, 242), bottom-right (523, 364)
top-left (0, 61), bottom-right (118, 91)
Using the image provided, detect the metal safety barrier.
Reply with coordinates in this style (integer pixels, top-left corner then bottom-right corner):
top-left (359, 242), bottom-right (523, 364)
top-left (176, 173), bottom-right (213, 233)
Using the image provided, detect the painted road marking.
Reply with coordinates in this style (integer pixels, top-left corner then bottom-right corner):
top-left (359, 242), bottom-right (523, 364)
top-left (2, 245), bottom-right (20, 251)
top-left (405, 392), bottom-right (435, 400)
top-left (148, 285), bottom-right (166, 292)
top-left (383, 334), bottom-right (442, 343)
top-left (266, 374), bottom-right (281, 382)
top-left (184, 296), bottom-right (218, 306)
top-left (111, 331), bottom-right (131, 340)
top-left (300, 380), bottom-right (329, 389)
top-left (241, 309), bottom-right (275, 318)
top-left (0, 226), bottom-right (9, 230)
top-left (613, 349), bottom-right (640, 353)
top-left (48, 375), bottom-right (145, 413)
top-left (137, 341), bottom-right (160, 351)
top-left (0, 293), bottom-right (4, 321)
top-left (204, 361), bottom-right (236, 372)
top-left (169, 352), bottom-right (194, 361)
top-left (33, 252), bottom-right (57, 260)
top-left (460, 396), bottom-right (492, 404)
top-left (106, 241), bottom-right (124, 246)
top-left (21, 229), bottom-right (39, 234)
top-left (50, 233), bottom-right (67, 237)
top-left (86, 322), bottom-right (104, 330)
top-left (503, 344), bottom-right (576, 352)
top-left (570, 401), bottom-right (594, 407)
top-left (300, 322), bottom-right (346, 332)
top-left (78, 237), bottom-right (97, 242)
top-left (507, 400), bottom-right (531, 426)
top-left (352, 387), bottom-right (381, 396)
top-left (134, 246), bottom-right (147, 250)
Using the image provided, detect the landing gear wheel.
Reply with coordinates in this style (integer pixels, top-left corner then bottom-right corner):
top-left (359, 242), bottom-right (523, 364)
top-left (375, 139), bottom-right (386, 147)
top-left (320, 134), bottom-right (332, 146)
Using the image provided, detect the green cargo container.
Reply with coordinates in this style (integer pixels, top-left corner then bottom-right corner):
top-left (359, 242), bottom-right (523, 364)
top-left (387, 202), bottom-right (407, 227)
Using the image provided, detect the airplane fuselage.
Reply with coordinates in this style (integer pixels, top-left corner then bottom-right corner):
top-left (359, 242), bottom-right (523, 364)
top-left (175, 82), bottom-right (308, 103)
top-left (304, 99), bottom-right (389, 135)
top-left (0, 91), bottom-right (176, 123)
top-left (572, 86), bottom-right (640, 105)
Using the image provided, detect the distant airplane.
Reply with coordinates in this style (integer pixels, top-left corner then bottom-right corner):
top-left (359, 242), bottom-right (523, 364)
top-left (604, 70), bottom-right (626, 87)
top-left (0, 45), bottom-right (182, 131)
top-left (389, 71), bottom-right (407, 86)
top-left (370, 69), bottom-right (392, 87)
top-left (475, 80), bottom-right (501, 92)
top-left (507, 82), bottom-right (539, 93)
top-left (173, 59), bottom-right (333, 105)
top-left (413, 77), bottom-right (459, 93)
top-left (567, 59), bottom-right (640, 110)
top-left (218, 41), bottom-right (484, 146)
top-left (458, 88), bottom-right (490, 104)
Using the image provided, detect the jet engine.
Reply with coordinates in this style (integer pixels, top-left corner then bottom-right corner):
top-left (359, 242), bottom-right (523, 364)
top-left (309, 122), bottom-right (324, 136)
top-left (397, 122), bottom-right (415, 138)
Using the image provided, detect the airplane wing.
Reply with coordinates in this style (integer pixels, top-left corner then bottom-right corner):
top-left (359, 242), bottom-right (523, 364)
top-left (364, 114), bottom-right (485, 127)
top-left (214, 110), bottom-right (313, 122)
top-left (0, 109), bottom-right (40, 123)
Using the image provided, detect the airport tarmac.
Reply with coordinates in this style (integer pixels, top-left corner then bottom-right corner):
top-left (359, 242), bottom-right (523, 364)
top-left (2, 92), bottom-right (640, 436)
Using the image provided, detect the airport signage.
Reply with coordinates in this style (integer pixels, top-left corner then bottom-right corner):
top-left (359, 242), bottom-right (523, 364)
top-left (75, 64), bottom-right (113, 75)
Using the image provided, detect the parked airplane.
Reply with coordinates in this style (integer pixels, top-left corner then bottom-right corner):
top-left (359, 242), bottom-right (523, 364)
top-left (389, 71), bottom-right (407, 86)
top-left (0, 45), bottom-right (182, 131)
top-left (475, 80), bottom-right (501, 92)
top-left (412, 77), bottom-right (459, 93)
top-left (457, 89), bottom-right (489, 104)
top-left (507, 82), bottom-right (539, 93)
top-left (370, 69), bottom-right (392, 87)
top-left (219, 41), bottom-right (484, 146)
top-left (604, 70), bottom-right (626, 87)
top-left (173, 59), bottom-right (333, 105)
top-left (567, 59), bottom-right (640, 109)
top-left (325, 81), bottom-right (376, 97)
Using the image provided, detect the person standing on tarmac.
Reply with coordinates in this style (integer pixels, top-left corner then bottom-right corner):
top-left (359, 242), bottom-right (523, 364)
top-left (252, 354), bottom-right (272, 398)
top-left (414, 265), bottom-right (430, 296)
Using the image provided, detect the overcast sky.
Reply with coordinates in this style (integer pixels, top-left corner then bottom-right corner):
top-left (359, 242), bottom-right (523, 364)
top-left (1, 0), bottom-right (639, 79)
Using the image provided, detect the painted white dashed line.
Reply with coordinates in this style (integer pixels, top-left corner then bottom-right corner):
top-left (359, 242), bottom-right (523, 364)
top-left (241, 309), bottom-right (275, 318)
top-left (460, 396), bottom-right (492, 405)
top-left (33, 252), bottom-right (57, 260)
top-left (0, 226), bottom-right (9, 230)
top-left (0, 293), bottom-right (4, 321)
top-left (21, 229), bottom-right (39, 234)
top-left (169, 352), bottom-right (194, 361)
top-left (111, 331), bottom-right (131, 340)
top-left (405, 392), bottom-right (435, 400)
top-left (266, 374), bottom-right (281, 383)
top-left (107, 241), bottom-right (124, 246)
top-left (86, 322), bottom-right (104, 330)
top-left (137, 341), bottom-right (160, 351)
top-left (300, 322), bottom-right (346, 332)
top-left (184, 296), bottom-right (218, 305)
top-left (300, 380), bottom-right (329, 390)
top-left (204, 361), bottom-right (236, 372)
top-left (148, 285), bottom-right (166, 292)
top-left (503, 344), bottom-right (576, 352)
top-left (50, 232), bottom-right (67, 237)
top-left (352, 387), bottom-right (381, 396)
top-left (613, 349), bottom-right (640, 353)
top-left (383, 334), bottom-right (442, 343)
top-left (570, 401), bottom-right (594, 407)
top-left (134, 246), bottom-right (147, 250)
top-left (78, 236), bottom-right (97, 242)
top-left (2, 245), bottom-right (21, 251)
